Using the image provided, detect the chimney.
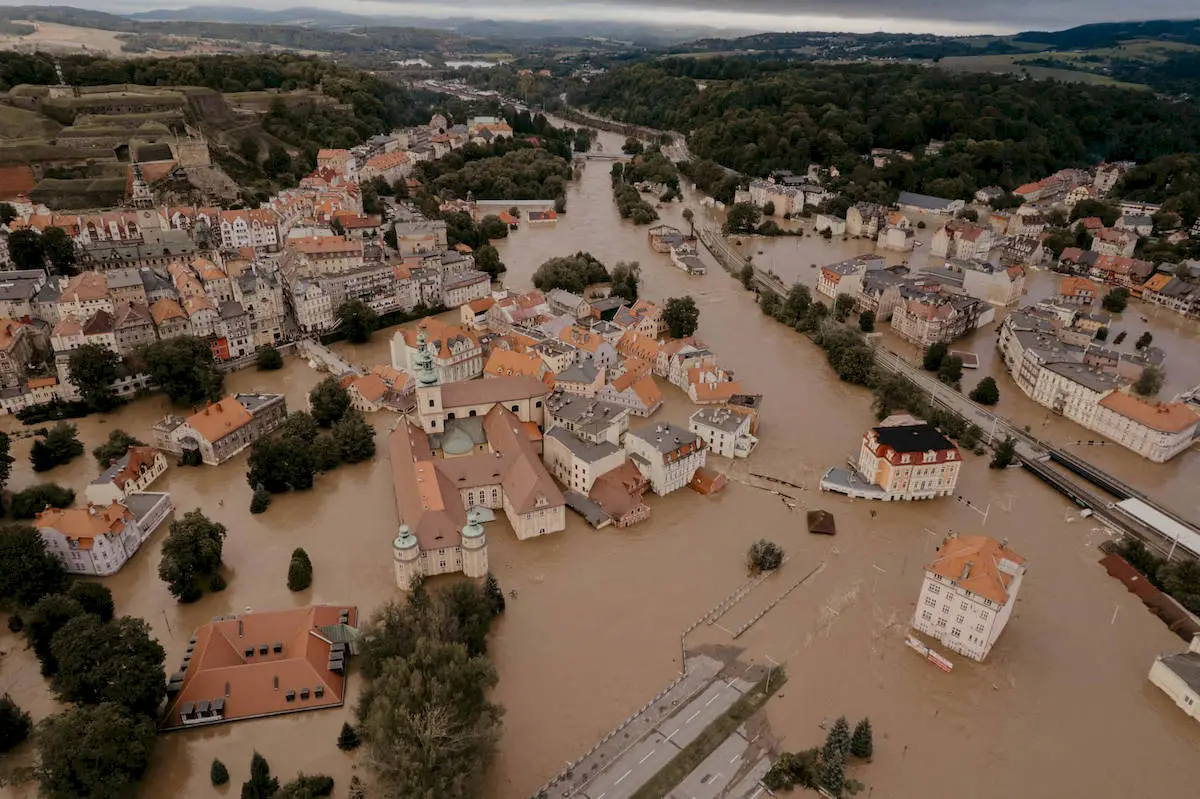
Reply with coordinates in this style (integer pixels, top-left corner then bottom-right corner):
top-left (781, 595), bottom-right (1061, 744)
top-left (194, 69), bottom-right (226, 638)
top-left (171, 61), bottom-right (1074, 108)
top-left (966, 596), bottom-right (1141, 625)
top-left (960, 561), bottom-right (973, 581)
top-left (1000, 537), bottom-right (1009, 550)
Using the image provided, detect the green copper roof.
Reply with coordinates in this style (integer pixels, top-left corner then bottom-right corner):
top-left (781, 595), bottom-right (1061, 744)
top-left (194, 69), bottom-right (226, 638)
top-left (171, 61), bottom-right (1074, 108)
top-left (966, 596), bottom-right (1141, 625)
top-left (393, 524), bottom-right (418, 549)
top-left (462, 507), bottom-right (485, 539)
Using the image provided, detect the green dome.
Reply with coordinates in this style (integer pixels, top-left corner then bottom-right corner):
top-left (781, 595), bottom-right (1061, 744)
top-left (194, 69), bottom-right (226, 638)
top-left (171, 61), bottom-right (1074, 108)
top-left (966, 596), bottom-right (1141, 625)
top-left (442, 426), bottom-right (475, 456)
top-left (462, 508), bottom-right (485, 539)
top-left (393, 524), bottom-right (418, 549)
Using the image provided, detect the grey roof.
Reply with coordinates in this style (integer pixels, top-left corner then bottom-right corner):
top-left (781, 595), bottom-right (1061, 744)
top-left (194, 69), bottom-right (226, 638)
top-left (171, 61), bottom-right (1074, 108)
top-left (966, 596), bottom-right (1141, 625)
top-left (139, 268), bottom-right (173, 294)
top-left (556, 359), bottom-right (599, 385)
top-left (1044, 361), bottom-right (1121, 393)
top-left (628, 422), bottom-right (701, 453)
top-left (898, 191), bottom-right (953, 211)
top-left (547, 427), bottom-right (620, 463)
top-left (235, 392), bottom-right (284, 415)
top-left (533, 339), bottom-right (575, 357)
top-left (589, 296), bottom-right (626, 313)
top-left (0, 269), bottom-right (46, 301)
top-left (546, 394), bottom-right (627, 433)
top-left (219, 301), bottom-right (246, 320)
top-left (122, 491), bottom-right (169, 525)
top-left (1160, 652), bottom-right (1200, 693)
top-left (563, 490), bottom-right (612, 528)
top-left (34, 280), bottom-right (61, 304)
top-left (106, 268), bottom-right (144, 289)
top-left (548, 288), bottom-right (585, 307)
top-left (690, 406), bottom-right (748, 434)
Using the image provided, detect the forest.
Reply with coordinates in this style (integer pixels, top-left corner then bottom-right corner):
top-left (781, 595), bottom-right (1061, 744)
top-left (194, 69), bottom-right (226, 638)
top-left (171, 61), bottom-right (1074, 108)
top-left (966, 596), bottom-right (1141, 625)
top-left (571, 60), bottom-right (1200, 201)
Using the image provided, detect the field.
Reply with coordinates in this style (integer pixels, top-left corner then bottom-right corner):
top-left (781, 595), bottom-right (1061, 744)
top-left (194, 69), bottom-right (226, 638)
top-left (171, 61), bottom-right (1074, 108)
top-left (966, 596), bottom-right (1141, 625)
top-left (0, 21), bottom-right (126, 55)
top-left (935, 54), bottom-right (1150, 89)
top-left (0, 105), bottom-right (61, 139)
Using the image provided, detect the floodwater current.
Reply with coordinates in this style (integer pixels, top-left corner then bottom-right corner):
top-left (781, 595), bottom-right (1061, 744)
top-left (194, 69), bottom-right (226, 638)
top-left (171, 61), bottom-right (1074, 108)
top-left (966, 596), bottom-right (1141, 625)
top-left (1, 124), bottom-right (1199, 798)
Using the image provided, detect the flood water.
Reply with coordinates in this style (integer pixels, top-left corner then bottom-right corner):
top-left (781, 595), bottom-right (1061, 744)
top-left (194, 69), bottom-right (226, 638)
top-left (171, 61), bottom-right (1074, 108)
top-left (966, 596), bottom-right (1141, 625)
top-left (2, 124), bottom-right (1199, 798)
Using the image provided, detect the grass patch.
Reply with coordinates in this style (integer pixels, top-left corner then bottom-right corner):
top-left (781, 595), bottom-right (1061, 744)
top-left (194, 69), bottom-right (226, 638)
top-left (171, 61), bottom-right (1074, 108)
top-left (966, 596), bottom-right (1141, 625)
top-left (629, 669), bottom-right (786, 799)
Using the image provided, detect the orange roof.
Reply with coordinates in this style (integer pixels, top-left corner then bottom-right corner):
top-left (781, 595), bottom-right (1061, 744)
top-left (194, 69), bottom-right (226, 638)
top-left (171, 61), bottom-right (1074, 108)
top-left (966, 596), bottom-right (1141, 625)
top-left (484, 349), bottom-right (544, 379)
top-left (150, 298), bottom-right (187, 325)
top-left (617, 331), bottom-right (661, 362)
top-left (454, 243), bottom-right (474, 253)
top-left (558, 326), bottom-right (606, 352)
top-left (520, 420), bottom-right (543, 442)
top-left (61, 272), bottom-right (109, 303)
top-left (0, 318), bottom-right (27, 350)
top-left (630, 375), bottom-right (662, 408)
top-left (183, 294), bottom-right (214, 316)
top-left (185, 396), bottom-right (253, 443)
top-left (369, 365), bottom-right (410, 389)
top-left (27, 376), bottom-right (58, 390)
top-left (52, 318), bottom-right (82, 338)
top-left (1141, 273), bottom-right (1173, 293)
top-left (195, 258), bottom-right (227, 282)
top-left (348, 373), bottom-right (388, 403)
top-left (1058, 276), bottom-right (1099, 295)
top-left (498, 212), bottom-right (519, 225)
top-left (467, 297), bottom-right (494, 314)
top-left (400, 319), bottom-right (478, 358)
top-left (690, 377), bottom-right (743, 403)
top-left (0, 164), bottom-right (35, 200)
top-left (289, 236), bottom-right (363, 256)
top-left (927, 534), bottom-right (1025, 605)
top-left (1098, 391), bottom-right (1199, 433)
top-left (100, 446), bottom-right (161, 483)
top-left (366, 152), bottom-right (410, 170)
top-left (36, 502), bottom-right (131, 544)
top-left (317, 148), bottom-right (350, 161)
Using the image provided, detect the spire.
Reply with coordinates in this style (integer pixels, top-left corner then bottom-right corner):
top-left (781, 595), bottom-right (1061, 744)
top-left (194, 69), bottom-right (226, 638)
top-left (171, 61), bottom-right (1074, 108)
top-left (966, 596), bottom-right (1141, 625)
top-left (462, 507), bottom-right (484, 539)
top-left (415, 329), bottom-right (438, 386)
top-left (130, 160), bottom-right (152, 209)
top-left (393, 524), bottom-right (418, 550)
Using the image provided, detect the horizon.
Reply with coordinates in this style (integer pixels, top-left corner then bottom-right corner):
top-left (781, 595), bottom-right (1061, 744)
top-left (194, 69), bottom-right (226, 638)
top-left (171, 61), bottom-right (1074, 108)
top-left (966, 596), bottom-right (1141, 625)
top-left (13, 1), bottom-right (1200, 38)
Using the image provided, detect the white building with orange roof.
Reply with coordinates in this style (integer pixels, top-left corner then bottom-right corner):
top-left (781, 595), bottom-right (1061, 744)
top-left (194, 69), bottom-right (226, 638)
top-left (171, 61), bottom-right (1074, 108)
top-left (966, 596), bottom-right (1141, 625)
top-left (554, 358), bottom-right (605, 397)
top-left (687, 368), bottom-right (743, 406)
top-left (50, 317), bottom-right (85, 353)
top-left (194, 257), bottom-right (232, 305)
top-left (460, 297), bottom-right (494, 330)
top-left (150, 297), bottom-right (191, 338)
top-left (359, 151), bottom-right (411, 184)
top-left (86, 446), bottom-right (169, 505)
top-left (483, 349), bottom-right (550, 381)
top-left (36, 496), bottom-right (173, 576)
top-left (1092, 391), bottom-right (1199, 463)
top-left (342, 372), bottom-right (391, 413)
top-left (598, 371), bottom-right (663, 417)
top-left (612, 299), bottom-right (666, 339)
top-left (392, 319), bottom-right (483, 384)
top-left (624, 422), bottom-right (707, 495)
top-left (183, 294), bottom-right (217, 337)
top-left (316, 148), bottom-right (354, 178)
top-left (152, 392), bottom-right (287, 465)
top-left (57, 271), bottom-right (112, 322)
top-left (911, 533), bottom-right (1027, 662)
top-left (286, 236), bottom-right (364, 275)
top-left (558, 326), bottom-right (618, 371)
top-left (616, 330), bottom-right (661, 365)
top-left (218, 209), bottom-right (280, 251)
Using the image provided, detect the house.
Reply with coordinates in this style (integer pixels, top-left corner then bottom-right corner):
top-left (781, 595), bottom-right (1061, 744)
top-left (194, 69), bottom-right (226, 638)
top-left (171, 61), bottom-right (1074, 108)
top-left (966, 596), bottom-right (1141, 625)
top-left (897, 191), bottom-right (960, 215)
top-left (86, 446), bottom-right (168, 505)
top-left (112, 302), bottom-right (157, 356)
top-left (1149, 634), bottom-right (1200, 723)
top-left (547, 289), bottom-right (591, 319)
top-left (150, 297), bottom-right (190, 338)
top-left (532, 339), bottom-right (579, 373)
top-left (361, 151), bottom-right (411, 184)
top-left (0, 319), bottom-right (34, 389)
top-left (557, 326), bottom-right (618, 372)
top-left (689, 406), bottom-right (758, 459)
top-left (910, 533), bottom-right (1026, 662)
top-left (624, 422), bottom-right (707, 495)
top-left (544, 428), bottom-right (626, 494)
top-left (597, 371), bottom-right (663, 417)
top-left (391, 319), bottom-right (483, 384)
top-left (1009, 207), bottom-right (1046, 238)
top-left (846, 203), bottom-right (889, 238)
top-left (460, 297), bottom-right (495, 330)
top-left (588, 461), bottom-right (651, 528)
top-left (483, 348), bottom-right (549, 381)
top-left (161, 605), bottom-right (357, 730)
top-left (1091, 228), bottom-right (1138, 258)
top-left (37, 495), bottom-right (173, 576)
top-left (58, 272), bottom-right (112, 322)
top-left (813, 214), bottom-right (846, 236)
top-left (1092, 391), bottom-right (1199, 463)
top-left (931, 220), bottom-right (994, 260)
top-left (877, 224), bottom-right (916, 252)
top-left (545, 392), bottom-right (630, 445)
top-left (153, 393), bottom-right (287, 465)
top-left (527, 210), bottom-right (557, 224)
top-left (930, 258), bottom-right (1026, 307)
top-left (974, 186), bottom-right (1004, 204)
top-left (856, 416), bottom-right (961, 500)
top-left (687, 368), bottom-right (743, 406)
top-left (612, 300), bottom-right (666, 339)
top-left (554, 358), bottom-right (605, 397)
top-left (1094, 162), bottom-right (1128, 195)
top-left (1116, 215), bottom-right (1154, 237)
top-left (817, 255), bottom-right (885, 300)
top-left (0, 269), bottom-right (49, 320)
top-left (1141, 274), bottom-right (1197, 315)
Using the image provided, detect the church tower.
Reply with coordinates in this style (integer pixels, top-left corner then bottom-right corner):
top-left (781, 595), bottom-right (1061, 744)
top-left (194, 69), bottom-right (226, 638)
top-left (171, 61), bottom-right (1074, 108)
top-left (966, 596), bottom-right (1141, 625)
top-left (461, 507), bottom-right (489, 579)
top-left (413, 329), bottom-right (444, 433)
top-left (129, 160), bottom-right (153, 210)
top-left (392, 524), bottom-right (423, 589)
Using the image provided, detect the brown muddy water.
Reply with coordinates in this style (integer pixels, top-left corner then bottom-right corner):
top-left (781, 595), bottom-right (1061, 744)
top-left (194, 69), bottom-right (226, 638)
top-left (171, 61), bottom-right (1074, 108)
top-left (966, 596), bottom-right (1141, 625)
top-left (1, 125), bottom-right (1198, 798)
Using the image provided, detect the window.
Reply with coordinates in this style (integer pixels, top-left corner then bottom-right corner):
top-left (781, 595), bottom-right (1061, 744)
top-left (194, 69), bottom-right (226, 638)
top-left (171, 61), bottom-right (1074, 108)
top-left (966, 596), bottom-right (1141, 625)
top-left (936, 618), bottom-right (947, 628)
top-left (929, 584), bottom-right (940, 595)
top-left (901, 454), bottom-right (911, 464)
top-left (428, 399), bottom-right (435, 407)
top-left (960, 602), bottom-right (968, 611)
top-left (955, 615), bottom-right (964, 624)
top-left (951, 627), bottom-right (961, 638)
top-left (924, 597), bottom-right (936, 608)
top-left (923, 451), bottom-right (937, 463)
top-left (512, 405), bottom-right (519, 412)
top-left (921, 610), bottom-right (932, 621)
top-left (975, 624), bottom-right (985, 633)
top-left (980, 610), bottom-right (989, 620)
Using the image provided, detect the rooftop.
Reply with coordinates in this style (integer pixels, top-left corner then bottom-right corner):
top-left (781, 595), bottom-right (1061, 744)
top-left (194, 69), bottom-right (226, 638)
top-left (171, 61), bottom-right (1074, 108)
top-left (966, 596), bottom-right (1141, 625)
top-left (546, 427), bottom-right (621, 463)
top-left (439, 374), bottom-right (549, 410)
top-left (871, 421), bottom-right (956, 453)
top-left (926, 534), bottom-right (1026, 605)
top-left (628, 422), bottom-right (702, 455)
top-left (690, 406), bottom-right (750, 434)
top-left (1098, 391), bottom-right (1200, 434)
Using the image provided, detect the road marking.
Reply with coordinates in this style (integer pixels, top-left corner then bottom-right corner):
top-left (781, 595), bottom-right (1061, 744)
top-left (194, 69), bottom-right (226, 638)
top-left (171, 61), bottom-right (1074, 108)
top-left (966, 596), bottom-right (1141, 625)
top-left (597, 794), bottom-right (606, 799)
top-left (686, 710), bottom-right (702, 723)
top-left (614, 770), bottom-right (633, 786)
top-left (639, 750), bottom-right (655, 764)
top-left (730, 754), bottom-right (741, 763)
top-left (705, 694), bottom-right (719, 706)
top-left (664, 728), bottom-right (680, 742)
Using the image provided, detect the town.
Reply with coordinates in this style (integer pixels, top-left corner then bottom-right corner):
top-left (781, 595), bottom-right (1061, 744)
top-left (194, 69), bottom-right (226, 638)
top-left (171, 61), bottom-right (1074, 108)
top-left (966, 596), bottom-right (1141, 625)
top-left (0, 24), bottom-right (1199, 799)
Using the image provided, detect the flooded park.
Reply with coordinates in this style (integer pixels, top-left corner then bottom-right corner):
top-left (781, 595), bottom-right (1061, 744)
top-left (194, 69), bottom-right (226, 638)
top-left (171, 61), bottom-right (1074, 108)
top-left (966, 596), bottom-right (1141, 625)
top-left (1, 124), bottom-right (1199, 798)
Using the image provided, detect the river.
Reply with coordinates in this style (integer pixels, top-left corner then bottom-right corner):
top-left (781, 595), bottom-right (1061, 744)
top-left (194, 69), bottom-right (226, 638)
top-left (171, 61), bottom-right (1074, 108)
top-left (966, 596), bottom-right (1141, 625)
top-left (1, 124), bottom-right (1198, 798)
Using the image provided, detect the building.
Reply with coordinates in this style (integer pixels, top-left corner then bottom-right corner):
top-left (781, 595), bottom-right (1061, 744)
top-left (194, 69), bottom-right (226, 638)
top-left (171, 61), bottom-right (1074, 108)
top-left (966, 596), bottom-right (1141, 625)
top-left (544, 428), bottom-right (626, 493)
top-left (545, 392), bottom-right (629, 445)
top-left (58, 272), bottom-right (112, 322)
top-left (547, 289), bottom-right (591, 319)
top-left (483, 348), bottom-right (549, 381)
top-left (37, 495), bottom-right (173, 576)
top-left (112, 302), bottom-right (157, 356)
top-left (0, 269), bottom-right (49, 319)
top-left (0, 319), bottom-right (34, 389)
top-left (911, 534), bottom-right (1026, 662)
top-left (161, 605), bottom-right (357, 730)
top-left (587, 461), bottom-right (651, 528)
top-left (1056, 276), bottom-right (1100, 305)
top-left (856, 416), bottom-right (961, 500)
top-left (925, 259), bottom-right (1026, 307)
top-left (554, 358), bottom-right (605, 397)
top-left (1091, 228), bottom-right (1138, 258)
top-left (597, 371), bottom-right (663, 417)
top-left (612, 300), bottom-right (666, 339)
top-left (153, 393), bottom-right (287, 465)
top-left (1149, 634), bottom-right (1200, 723)
top-left (1093, 391), bottom-right (1199, 463)
top-left (689, 406), bottom-right (758, 459)
top-left (86, 446), bottom-right (168, 505)
top-left (392, 320), bottom-right (483, 384)
top-left (218, 209), bottom-right (280, 251)
top-left (846, 203), bottom-right (889, 238)
top-left (215, 301), bottom-right (253, 360)
top-left (930, 220), bottom-right (994, 260)
top-left (891, 295), bottom-right (992, 346)
top-left (624, 422), bottom-right (707, 495)
top-left (817, 255), bottom-right (885, 300)
top-left (558, 326), bottom-right (618, 372)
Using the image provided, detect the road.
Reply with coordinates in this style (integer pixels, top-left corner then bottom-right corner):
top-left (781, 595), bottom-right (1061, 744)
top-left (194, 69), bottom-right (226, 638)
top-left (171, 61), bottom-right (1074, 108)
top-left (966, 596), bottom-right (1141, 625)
top-left (666, 729), bottom-right (749, 799)
top-left (581, 676), bottom-right (754, 799)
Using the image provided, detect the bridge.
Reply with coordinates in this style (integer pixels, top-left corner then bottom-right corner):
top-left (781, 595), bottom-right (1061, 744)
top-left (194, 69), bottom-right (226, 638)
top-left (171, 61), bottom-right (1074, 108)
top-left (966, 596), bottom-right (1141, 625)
top-left (696, 224), bottom-right (787, 295)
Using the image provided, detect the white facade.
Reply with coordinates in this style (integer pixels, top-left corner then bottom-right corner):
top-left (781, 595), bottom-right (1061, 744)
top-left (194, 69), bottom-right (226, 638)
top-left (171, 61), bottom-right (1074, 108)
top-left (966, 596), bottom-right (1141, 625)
top-left (688, 407), bottom-right (757, 459)
top-left (544, 429), bottom-right (626, 494)
top-left (85, 448), bottom-right (168, 506)
top-left (37, 496), bottom-right (173, 577)
top-left (1148, 636), bottom-right (1200, 723)
top-left (624, 423), bottom-right (708, 495)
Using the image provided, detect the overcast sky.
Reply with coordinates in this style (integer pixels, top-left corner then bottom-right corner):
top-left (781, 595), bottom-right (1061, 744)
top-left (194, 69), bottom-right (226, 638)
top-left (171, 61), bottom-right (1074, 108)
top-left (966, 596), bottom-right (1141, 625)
top-left (81, 0), bottom-right (1200, 35)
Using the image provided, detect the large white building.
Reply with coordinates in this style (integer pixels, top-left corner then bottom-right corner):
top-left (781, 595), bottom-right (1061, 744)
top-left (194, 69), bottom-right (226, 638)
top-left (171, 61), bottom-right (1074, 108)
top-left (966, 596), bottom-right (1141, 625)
top-left (856, 416), bottom-right (961, 501)
top-left (392, 319), bottom-right (483, 384)
top-left (544, 428), bottom-right (626, 494)
top-left (37, 495), bottom-right (173, 576)
top-left (624, 422), bottom-right (707, 495)
top-left (152, 393), bottom-right (287, 465)
top-left (1149, 634), bottom-right (1200, 723)
top-left (85, 446), bottom-right (168, 506)
top-left (911, 534), bottom-right (1027, 662)
top-left (688, 406), bottom-right (757, 459)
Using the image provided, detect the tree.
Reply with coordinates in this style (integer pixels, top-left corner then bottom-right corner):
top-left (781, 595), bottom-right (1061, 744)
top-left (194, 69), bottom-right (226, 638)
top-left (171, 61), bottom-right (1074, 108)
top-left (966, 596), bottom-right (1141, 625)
top-left (764, 748), bottom-right (819, 792)
top-left (309, 376), bottom-right (352, 428)
top-left (1095, 326), bottom-right (1108, 342)
top-left (622, 137), bottom-right (643, 155)
top-left (738, 262), bottom-right (756, 289)
top-left (30, 422), bottom-right (84, 472)
top-left (333, 409), bottom-right (376, 463)
top-left (242, 751), bottom-right (280, 799)
top-left (826, 716), bottom-right (852, 758)
top-left (248, 436), bottom-right (316, 493)
top-left (762, 200), bottom-right (776, 217)
top-left (10, 483), bottom-right (75, 519)
top-left (288, 547), bottom-right (313, 592)
top-left (923, 342), bottom-right (948, 371)
top-left (0, 523), bottom-right (67, 606)
top-left (483, 572), bottom-right (506, 616)
top-left (312, 435), bottom-right (342, 472)
top-left (0, 432), bottom-right (12, 496)
top-left (858, 309), bottom-right (875, 332)
top-left (68, 581), bottom-right (114, 623)
top-left (610, 261), bottom-right (641, 303)
top-left (818, 747), bottom-right (846, 797)
top-left (41, 227), bottom-right (78, 276)
top-left (50, 615), bottom-right (166, 718)
top-left (140, 336), bottom-right (224, 405)
top-left (337, 722), bottom-right (362, 751)
top-left (250, 484), bottom-right (272, 514)
top-left (780, 283), bottom-right (812, 325)
top-left (239, 136), bottom-right (260, 163)
top-left (37, 703), bottom-right (156, 799)
top-left (682, 207), bottom-right (695, 236)
top-left (990, 436), bottom-right (1017, 469)
top-left (850, 718), bottom-right (873, 760)
top-left (663, 296), bottom-right (700, 338)
top-left (937, 355), bottom-right (963, 387)
top-left (1134, 365), bottom-right (1165, 397)
top-left (158, 510), bottom-right (227, 602)
top-left (336, 299), bottom-right (379, 344)
top-left (256, 347), bottom-right (284, 371)
top-left (969, 376), bottom-right (1000, 405)
top-left (0, 693), bottom-right (31, 752)
top-left (265, 145), bottom-right (292, 176)
top-left (7, 228), bottom-right (44, 270)
top-left (92, 429), bottom-right (145, 467)
top-left (747, 539), bottom-right (784, 573)
top-left (1136, 331), bottom-right (1154, 350)
top-left (279, 774), bottom-right (335, 798)
top-left (279, 411), bottom-right (319, 443)
top-left (724, 202), bottom-right (761, 234)
top-left (27, 594), bottom-right (86, 676)
top-left (478, 214), bottom-right (509, 240)
top-left (0, 202), bottom-right (16, 225)
top-left (532, 251), bottom-right (610, 294)
top-left (833, 294), bottom-right (855, 322)
top-left (212, 758), bottom-right (230, 786)
top-left (1102, 287), bottom-right (1130, 313)
top-left (474, 244), bottom-right (506, 279)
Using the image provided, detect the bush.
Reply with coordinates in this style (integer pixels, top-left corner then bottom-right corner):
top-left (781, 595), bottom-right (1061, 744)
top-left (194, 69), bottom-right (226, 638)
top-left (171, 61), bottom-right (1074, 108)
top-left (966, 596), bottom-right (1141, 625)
top-left (288, 548), bottom-right (313, 591)
top-left (858, 310), bottom-right (875, 333)
top-left (990, 436), bottom-right (1017, 469)
top-left (968, 376), bottom-right (1000, 405)
top-left (250, 485), bottom-right (272, 514)
top-left (1101, 287), bottom-right (1129, 313)
top-left (0, 693), bottom-right (31, 752)
top-left (30, 423), bottom-right (84, 472)
top-left (91, 429), bottom-right (145, 467)
top-left (211, 758), bottom-right (230, 786)
top-left (209, 573), bottom-right (227, 592)
top-left (256, 347), bottom-right (284, 371)
top-left (337, 721), bottom-right (362, 751)
top-left (10, 483), bottom-right (75, 519)
top-left (850, 718), bottom-right (874, 760)
top-left (67, 581), bottom-right (114, 623)
top-left (922, 342), bottom-right (948, 371)
top-left (747, 539), bottom-right (784, 573)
